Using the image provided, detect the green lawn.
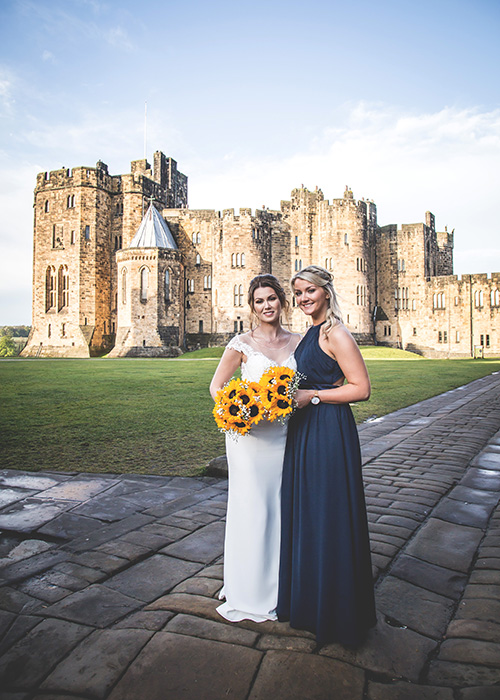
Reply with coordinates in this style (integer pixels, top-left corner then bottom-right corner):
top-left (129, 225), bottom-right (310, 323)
top-left (1, 354), bottom-right (499, 476)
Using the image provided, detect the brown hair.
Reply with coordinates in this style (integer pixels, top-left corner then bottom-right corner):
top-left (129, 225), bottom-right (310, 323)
top-left (291, 265), bottom-right (343, 335)
top-left (247, 274), bottom-right (289, 319)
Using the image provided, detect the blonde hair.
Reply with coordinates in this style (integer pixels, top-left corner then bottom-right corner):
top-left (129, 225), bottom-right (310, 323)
top-left (291, 265), bottom-right (343, 335)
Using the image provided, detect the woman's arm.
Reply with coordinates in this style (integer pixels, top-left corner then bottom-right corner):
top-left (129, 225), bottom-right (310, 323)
top-left (294, 324), bottom-right (370, 408)
top-left (209, 348), bottom-right (244, 400)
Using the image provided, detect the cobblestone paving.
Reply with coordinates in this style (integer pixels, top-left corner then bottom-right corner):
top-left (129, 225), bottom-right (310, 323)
top-left (1, 373), bottom-right (500, 699)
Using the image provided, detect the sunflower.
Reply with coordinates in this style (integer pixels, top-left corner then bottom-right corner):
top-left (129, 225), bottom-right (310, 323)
top-left (213, 378), bottom-right (265, 436)
top-left (259, 366), bottom-right (302, 423)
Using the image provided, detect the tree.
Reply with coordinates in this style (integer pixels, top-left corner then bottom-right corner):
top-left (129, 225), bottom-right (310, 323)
top-left (0, 335), bottom-right (17, 357)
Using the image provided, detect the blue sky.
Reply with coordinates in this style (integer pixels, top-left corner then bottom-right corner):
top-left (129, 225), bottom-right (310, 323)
top-left (1, 0), bottom-right (499, 324)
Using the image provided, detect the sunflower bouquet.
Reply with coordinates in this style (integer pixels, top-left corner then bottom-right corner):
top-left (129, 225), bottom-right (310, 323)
top-left (259, 366), bottom-right (304, 423)
top-left (213, 378), bottom-right (266, 437)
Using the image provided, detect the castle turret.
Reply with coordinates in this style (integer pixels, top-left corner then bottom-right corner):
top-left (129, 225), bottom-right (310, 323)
top-left (108, 203), bottom-right (184, 357)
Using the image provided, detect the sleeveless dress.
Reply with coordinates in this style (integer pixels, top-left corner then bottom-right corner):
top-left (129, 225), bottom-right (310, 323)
top-left (277, 323), bottom-right (376, 646)
top-left (217, 335), bottom-right (297, 623)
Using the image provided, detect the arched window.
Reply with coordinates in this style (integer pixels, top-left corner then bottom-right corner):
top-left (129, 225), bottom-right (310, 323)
top-left (192, 232), bottom-right (196, 244)
top-left (491, 289), bottom-right (500, 307)
top-left (165, 269), bottom-right (171, 303)
top-left (197, 232), bottom-right (201, 244)
top-left (190, 279), bottom-right (195, 293)
top-left (236, 253), bottom-right (240, 267)
top-left (241, 253), bottom-right (245, 267)
top-left (58, 265), bottom-right (69, 310)
top-left (298, 259), bottom-right (302, 270)
top-left (356, 285), bottom-right (360, 305)
top-left (233, 285), bottom-right (238, 306)
top-left (196, 253), bottom-right (201, 266)
top-left (238, 284), bottom-right (243, 306)
top-left (207, 275), bottom-right (212, 289)
top-left (140, 267), bottom-right (149, 302)
top-left (231, 253), bottom-right (236, 267)
top-left (45, 266), bottom-right (57, 311)
top-left (121, 268), bottom-right (127, 304)
top-left (474, 290), bottom-right (483, 308)
top-left (344, 233), bottom-right (348, 245)
top-left (44, 200), bottom-right (49, 213)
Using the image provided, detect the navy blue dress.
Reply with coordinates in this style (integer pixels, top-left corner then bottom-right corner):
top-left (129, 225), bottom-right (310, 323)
top-left (277, 323), bottom-right (376, 646)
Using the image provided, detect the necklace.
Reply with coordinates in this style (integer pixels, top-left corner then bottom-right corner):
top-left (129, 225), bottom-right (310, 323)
top-left (251, 330), bottom-right (292, 350)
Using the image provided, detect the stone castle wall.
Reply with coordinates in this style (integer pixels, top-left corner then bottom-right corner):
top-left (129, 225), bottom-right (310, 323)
top-left (22, 153), bottom-right (500, 359)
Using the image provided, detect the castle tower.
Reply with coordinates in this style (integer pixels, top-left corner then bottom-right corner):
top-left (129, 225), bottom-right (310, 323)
top-left (108, 203), bottom-right (184, 357)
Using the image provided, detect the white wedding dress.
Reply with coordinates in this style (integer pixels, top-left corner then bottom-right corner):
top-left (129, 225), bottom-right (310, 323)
top-left (217, 334), bottom-right (297, 623)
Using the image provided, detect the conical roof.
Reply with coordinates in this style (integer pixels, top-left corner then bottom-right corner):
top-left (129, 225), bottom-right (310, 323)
top-left (130, 203), bottom-right (178, 249)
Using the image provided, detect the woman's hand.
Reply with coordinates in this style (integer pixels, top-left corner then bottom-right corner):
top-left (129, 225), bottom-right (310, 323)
top-left (294, 389), bottom-right (315, 409)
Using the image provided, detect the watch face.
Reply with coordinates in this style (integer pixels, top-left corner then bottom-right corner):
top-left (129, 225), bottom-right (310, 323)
top-left (311, 396), bottom-right (320, 405)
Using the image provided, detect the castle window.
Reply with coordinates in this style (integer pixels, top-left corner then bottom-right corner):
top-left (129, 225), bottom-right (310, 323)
top-left (165, 269), bottom-right (171, 302)
top-left (121, 268), bottom-right (127, 304)
top-left (231, 253), bottom-right (236, 267)
top-left (486, 334), bottom-right (490, 347)
top-left (480, 334), bottom-right (484, 346)
top-left (112, 322), bottom-right (116, 333)
top-left (388, 326), bottom-right (391, 336)
top-left (295, 259), bottom-right (298, 271)
top-left (84, 225), bottom-right (90, 241)
top-left (413, 327), bottom-right (417, 336)
top-left (298, 259), bottom-right (302, 271)
top-left (234, 320), bottom-right (238, 332)
top-left (61, 323), bottom-right (66, 337)
top-left (197, 232), bottom-right (201, 244)
top-left (412, 299), bottom-right (416, 310)
top-left (45, 266), bottom-right (57, 311)
top-left (190, 279), bottom-right (195, 293)
top-left (456, 331), bottom-right (460, 343)
top-left (204, 275), bottom-right (212, 290)
top-left (199, 320), bottom-right (204, 333)
top-left (443, 331), bottom-right (448, 343)
top-left (433, 292), bottom-right (445, 309)
top-left (196, 253), bottom-right (201, 266)
top-left (44, 200), bottom-right (49, 213)
top-left (438, 331), bottom-right (443, 343)
top-left (454, 296), bottom-right (459, 306)
top-left (239, 284), bottom-right (243, 306)
top-left (140, 267), bottom-right (149, 302)
top-left (236, 253), bottom-right (241, 267)
top-left (240, 321), bottom-right (244, 332)
top-left (192, 232), bottom-right (196, 244)
top-left (474, 290), bottom-right (483, 308)
top-left (491, 289), bottom-right (500, 307)
top-left (67, 194), bottom-right (75, 208)
top-left (58, 265), bottom-right (69, 310)
top-left (241, 253), bottom-right (245, 267)
top-left (70, 230), bottom-right (76, 245)
top-left (114, 292), bottom-right (118, 310)
top-left (48, 323), bottom-right (51, 338)
top-left (344, 234), bottom-right (348, 245)
top-left (295, 236), bottom-right (299, 247)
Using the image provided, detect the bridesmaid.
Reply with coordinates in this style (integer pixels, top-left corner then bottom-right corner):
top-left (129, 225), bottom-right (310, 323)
top-left (277, 264), bottom-right (376, 646)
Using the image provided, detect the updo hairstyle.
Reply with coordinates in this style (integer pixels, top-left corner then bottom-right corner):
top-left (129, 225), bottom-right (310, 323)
top-left (247, 274), bottom-right (289, 324)
top-left (291, 265), bottom-right (343, 335)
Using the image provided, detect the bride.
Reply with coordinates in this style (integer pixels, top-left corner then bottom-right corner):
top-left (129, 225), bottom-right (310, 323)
top-left (210, 274), bottom-right (301, 622)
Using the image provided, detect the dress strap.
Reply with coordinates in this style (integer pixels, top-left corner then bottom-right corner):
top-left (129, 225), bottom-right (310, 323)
top-left (227, 335), bottom-right (250, 354)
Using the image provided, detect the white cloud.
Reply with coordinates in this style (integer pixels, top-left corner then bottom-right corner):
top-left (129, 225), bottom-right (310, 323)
top-left (42, 50), bottom-right (56, 63)
top-left (105, 26), bottom-right (134, 51)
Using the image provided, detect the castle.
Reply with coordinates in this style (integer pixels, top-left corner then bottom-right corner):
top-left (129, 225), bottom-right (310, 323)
top-left (22, 151), bottom-right (499, 359)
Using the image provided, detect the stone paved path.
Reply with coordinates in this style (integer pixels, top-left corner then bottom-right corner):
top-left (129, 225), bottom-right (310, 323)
top-left (1, 373), bottom-right (500, 699)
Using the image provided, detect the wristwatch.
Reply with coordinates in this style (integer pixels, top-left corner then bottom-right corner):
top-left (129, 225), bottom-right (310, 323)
top-left (311, 391), bottom-right (320, 405)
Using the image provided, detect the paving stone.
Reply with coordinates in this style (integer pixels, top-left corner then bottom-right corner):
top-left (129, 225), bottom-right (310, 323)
top-left (0, 539), bottom-right (53, 564)
top-left (455, 598), bottom-right (500, 624)
top-left (41, 478), bottom-right (116, 501)
top-left (431, 498), bottom-right (494, 528)
top-left (70, 494), bottom-right (144, 522)
top-left (463, 584), bottom-right (500, 600)
top-left (71, 551), bottom-right (128, 573)
top-left (201, 563), bottom-right (223, 579)
top-left (113, 610), bottom-right (174, 630)
top-left (104, 554), bottom-right (202, 602)
top-left (320, 612), bottom-right (436, 682)
top-left (95, 538), bottom-right (150, 561)
top-left (470, 570), bottom-right (500, 585)
top-left (404, 518), bottom-right (483, 573)
top-left (42, 584), bottom-right (143, 627)
top-left (427, 660), bottom-right (500, 686)
top-left (0, 614), bottom-right (42, 655)
top-left (119, 485), bottom-right (189, 509)
top-left (158, 514), bottom-right (202, 531)
top-left (41, 628), bottom-right (153, 698)
top-left (249, 650), bottom-right (365, 700)
top-left (0, 474), bottom-right (61, 491)
top-left (438, 638), bottom-right (500, 665)
top-left (0, 549), bottom-right (70, 585)
top-left (476, 558), bottom-right (500, 571)
top-left (256, 635), bottom-right (316, 652)
top-left (161, 521), bottom-right (225, 563)
top-left (460, 688), bottom-right (500, 699)
top-left (472, 453), bottom-right (500, 470)
top-left (37, 512), bottom-right (105, 540)
top-left (18, 576), bottom-right (73, 603)
top-left (0, 488), bottom-right (37, 508)
top-left (367, 681), bottom-right (453, 699)
top-left (66, 513), bottom-right (154, 552)
top-left (54, 561), bottom-right (103, 583)
top-left (446, 619), bottom-right (500, 643)
top-left (448, 485), bottom-right (499, 505)
top-left (0, 608), bottom-right (15, 637)
top-left (119, 530), bottom-right (174, 550)
top-left (141, 522), bottom-right (192, 540)
top-left (375, 577), bottom-right (455, 638)
top-left (0, 499), bottom-right (77, 533)
top-left (390, 554), bottom-right (467, 599)
top-left (461, 468), bottom-right (500, 491)
top-left (0, 586), bottom-right (42, 613)
top-left (107, 631), bottom-right (262, 700)
top-left (0, 618), bottom-right (91, 688)
top-left (166, 612), bottom-right (258, 646)
top-left (172, 575), bottom-right (222, 597)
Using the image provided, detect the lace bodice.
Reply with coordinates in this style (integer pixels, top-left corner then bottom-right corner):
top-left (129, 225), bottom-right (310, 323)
top-left (227, 335), bottom-right (297, 383)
